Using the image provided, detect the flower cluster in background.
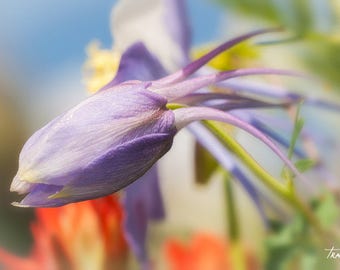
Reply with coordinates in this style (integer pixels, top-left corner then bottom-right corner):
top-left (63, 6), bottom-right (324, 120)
top-left (1, 0), bottom-right (340, 270)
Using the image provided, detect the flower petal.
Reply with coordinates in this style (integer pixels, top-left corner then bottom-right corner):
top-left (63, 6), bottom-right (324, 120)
top-left (111, 0), bottom-right (190, 71)
top-left (103, 42), bottom-right (167, 90)
top-left (154, 68), bottom-right (303, 101)
top-left (13, 184), bottom-right (64, 207)
top-left (16, 84), bottom-right (171, 185)
top-left (15, 132), bottom-right (174, 207)
top-left (123, 165), bottom-right (165, 264)
top-left (174, 106), bottom-right (307, 183)
top-left (251, 117), bottom-right (306, 158)
top-left (12, 82), bottom-right (176, 206)
top-left (156, 28), bottom-right (281, 85)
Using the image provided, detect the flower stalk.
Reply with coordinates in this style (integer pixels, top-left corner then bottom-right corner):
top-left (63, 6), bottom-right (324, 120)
top-left (203, 120), bottom-right (322, 233)
top-left (224, 173), bottom-right (240, 241)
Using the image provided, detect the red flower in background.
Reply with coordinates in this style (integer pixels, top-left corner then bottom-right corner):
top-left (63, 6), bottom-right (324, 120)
top-left (0, 195), bottom-right (128, 270)
top-left (165, 233), bottom-right (259, 270)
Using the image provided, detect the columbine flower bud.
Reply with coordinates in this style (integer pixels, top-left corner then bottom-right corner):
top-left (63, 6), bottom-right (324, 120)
top-left (11, 29), bottom-right (338, 208)
top-left (11, 82), bottom-right (176, 207)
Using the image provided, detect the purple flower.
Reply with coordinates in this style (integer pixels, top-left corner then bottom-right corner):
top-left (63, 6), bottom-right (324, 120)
top-left (101, 42), bottom-right (171, 268)
top-left (11, 29), bottom-right (338, 210)
top-left (10, 1), bottom-right (340, 269)
top-left (109, 1), bottom-right (191, 267)
top-left (10, 24), bottom-right (340, 270)
top-left (123, 165), bottom-right (165, 264)
top-left (11, 31), bottom-right (290, 206)
top-left (11, 82), bottom-right (176, 207)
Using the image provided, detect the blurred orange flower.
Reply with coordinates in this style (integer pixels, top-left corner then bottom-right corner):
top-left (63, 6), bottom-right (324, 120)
top-left (0, 195), bottom-right (128, 270)
top-left (164, 233), bottom-right (259, 270)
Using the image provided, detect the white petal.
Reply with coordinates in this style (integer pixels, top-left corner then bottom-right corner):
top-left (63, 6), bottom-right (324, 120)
top-left (111, 0), bottom-right (189, 71)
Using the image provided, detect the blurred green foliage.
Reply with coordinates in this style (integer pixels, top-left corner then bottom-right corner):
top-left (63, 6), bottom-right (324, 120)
top-left (217, 0), bottom-right (337, 35)
top-left (265, 194), bottom-right (339, 270)
top-left (0, 78), bottom-right (34, 254)
top-left (301, 35), bottom-right (340, 87)
top-left (218, 0), bottom-right (340, 89)
top-left (194, 143), bottom-right (219, 184)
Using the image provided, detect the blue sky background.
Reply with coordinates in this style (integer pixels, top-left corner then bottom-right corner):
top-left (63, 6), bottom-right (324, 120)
top-left (0, 0), bottom-right (222, 82)
top-left (0, 0), bottom-right (223, 128)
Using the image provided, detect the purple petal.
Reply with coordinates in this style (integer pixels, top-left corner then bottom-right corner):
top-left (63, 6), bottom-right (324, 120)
top-left (250, 117), bottom-right (306, 158)
top-left (156, 28), bottom-right (281, 85)
top-left (17, 84), bottom-right (170, 184)
top-left (174, 92), bottom-right (263, 104)
top-left (12, 83), bottom-right (176, 206)
top-left (14, 183), bottom-right (63, 207)
top-left (101, 42), bottom-right (168, 269)
top-left (174, 92), bottom-right (293, 110)
top-left (95, 41), bottom-right (170, 269)
top-left (174, 106), bottom-right (307, 183)
top-left (217, 79), bottom-right (297, 100)
top-left (206, 100), bottom-right (289, 111)
top-left (14, 133), bottom-right (173, 207)
top-left (217, 79), bottom-right (340, 112)
top-left (103, 42), bottom-right (167, 90)
top-left (154, 68), bottom-right (303, 101)
top-left (123, 165), bottom-right (165, 264)
top-left (304, 98), bottom-right (340, 111)
top-left (143, 168), bottom-right (165, 220)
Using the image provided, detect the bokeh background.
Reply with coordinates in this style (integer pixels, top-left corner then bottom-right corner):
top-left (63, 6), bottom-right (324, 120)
top-left (1, 0), bottom-right (340, 267)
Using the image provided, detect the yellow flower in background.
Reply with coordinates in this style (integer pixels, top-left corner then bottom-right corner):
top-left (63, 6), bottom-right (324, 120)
top-left (192, 41), bottom-right (259, 71)
top-left (83, 42), bottom-right (121, 93)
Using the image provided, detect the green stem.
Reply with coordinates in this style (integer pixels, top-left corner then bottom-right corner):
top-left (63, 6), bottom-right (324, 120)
top-left (205, 121), bottom-right (287, 195)
top-left (224, 173), bottom-right (240, 241)
top-left (224, 173), bottom-right (246, 270)
top-left (203, 120), bottom-right (322, 232)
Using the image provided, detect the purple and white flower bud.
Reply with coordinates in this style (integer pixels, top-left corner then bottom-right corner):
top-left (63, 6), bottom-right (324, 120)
top-left (11, 28), bottom-right (338, 208)
top-left (11, 82), bottom-right (176, 207)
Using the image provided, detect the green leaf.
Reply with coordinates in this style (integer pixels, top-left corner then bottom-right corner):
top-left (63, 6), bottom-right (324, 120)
top-left (288, 104), bottom-right (304, 160)
top-left (282, 103), bottom-right (305, 183)
top-left (315, 193), bottom-right (339, 229)
top-left (194, 142), bottom-right (219, 184)
top-left (294, 159), bottom-right (315, 172)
